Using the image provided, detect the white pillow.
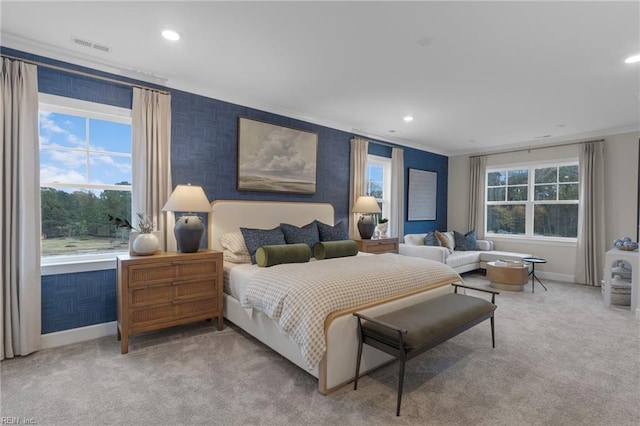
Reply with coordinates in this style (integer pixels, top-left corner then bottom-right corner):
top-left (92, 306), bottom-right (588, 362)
top-left (223, 250), bottom-right (251, 264)
top-left (220, 231), bottom-right (250, 263)
top-left (404, 233), bottom-right (427, 245)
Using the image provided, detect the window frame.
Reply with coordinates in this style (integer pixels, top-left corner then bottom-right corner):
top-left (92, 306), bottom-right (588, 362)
top-left (39, 94), bottom-right (133, 274)
top-left (484, 159), bottom-right (580, 243)
top-left (366, 154), bottom-right (392, 221)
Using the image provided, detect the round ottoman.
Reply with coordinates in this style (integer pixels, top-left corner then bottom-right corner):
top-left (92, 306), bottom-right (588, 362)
top-left (486, 261), bottom-right (529, 291)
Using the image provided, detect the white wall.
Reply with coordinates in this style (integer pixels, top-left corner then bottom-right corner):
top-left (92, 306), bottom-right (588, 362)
top-left (448, 132), bottom-right (639, 282)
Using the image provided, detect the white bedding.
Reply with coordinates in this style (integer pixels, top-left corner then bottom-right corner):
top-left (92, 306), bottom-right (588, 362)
top-left (232, 254), bottom-right (461, 368)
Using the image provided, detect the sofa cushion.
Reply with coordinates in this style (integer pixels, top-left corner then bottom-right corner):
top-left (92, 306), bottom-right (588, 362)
top-left (404, 233), bottom-right (427, 245)
top-left (454, 230), bottom-right (479, 251)
top-left (436, 230), bottom-right (455, 253)
top-left (446, 251), bottom-right (481, 269)
top-left (480, 251), bottom-right (532, 263)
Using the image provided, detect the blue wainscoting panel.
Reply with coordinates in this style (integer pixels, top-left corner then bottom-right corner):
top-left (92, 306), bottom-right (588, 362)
top-left (42, 270), bottom-right (117, 334)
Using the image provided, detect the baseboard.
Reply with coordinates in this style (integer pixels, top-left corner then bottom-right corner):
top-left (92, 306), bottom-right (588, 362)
top-left (41, 321), bottom-right (117, 350)
top-left (536, 271), bottom-right (575, 283)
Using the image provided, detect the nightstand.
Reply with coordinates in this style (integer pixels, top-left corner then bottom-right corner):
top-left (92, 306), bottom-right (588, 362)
top-left (116, 249), bottom-right (223, 354)
top-left (354, 237), bottom-right (399, 254)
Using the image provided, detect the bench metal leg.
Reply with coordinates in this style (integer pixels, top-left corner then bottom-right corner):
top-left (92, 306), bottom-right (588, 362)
top-left (396, 351), bottom-right (406, 417)
top-left (354, 319), bottom-right (364, 390)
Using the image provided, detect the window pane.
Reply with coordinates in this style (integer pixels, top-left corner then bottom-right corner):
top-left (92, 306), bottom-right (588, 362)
top-left (507, 186), bottom-right (528, 201)
top-left (89, 119), bottom-right (132, 153)
top-left (89, 153), bottom-right (132, 185)
top-left (534, 184), bottom-right (557, 201)
top-left (366, 164), bottom-right (384, 199)
top-left (487, 205), bottom-right (526, 235)
top-left (487, 171), bottom-right (506, 186)
top-left (507, 169), bottom-right (528, 185)
top-left (559, 183), bottom-right (579, 200)
top-left (559, 165), bottom-right (579, 182)
top-left (487, 187), bottom-right (506, 201)
top-left (40, 149), bottom-right (86, 184)
top-left (41, 187), bottom-right (132, 257)
top-left (534, 204), bottom-right (578, 237)
top-left (535, 167), bottom-right (557, 184)
top-left (39, 112), bottom-right (86, 149)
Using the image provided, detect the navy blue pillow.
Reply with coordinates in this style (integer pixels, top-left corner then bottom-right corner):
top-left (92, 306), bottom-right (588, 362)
top-left (317, 220), bottom-right (348, 241)
top-left (240, 226), bottom-right (287, 264)
top-left (424, 232), bottom-right (441, 247)
top-left (454, 230), bottom-right (479, 251)
top-left (280, 222), bottom-right (320, 249)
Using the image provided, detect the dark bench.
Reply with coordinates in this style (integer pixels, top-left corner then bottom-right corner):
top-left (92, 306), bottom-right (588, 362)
top-left (353, 283), bottom-right (499, 416)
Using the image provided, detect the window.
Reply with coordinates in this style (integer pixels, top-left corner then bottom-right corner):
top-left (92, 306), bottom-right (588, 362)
top-left (366, 155), bottom-right (391, 220)
top-left (485, 161), bottom-right (579, 240)
top-left (39, 94), bottom-right (132, 260)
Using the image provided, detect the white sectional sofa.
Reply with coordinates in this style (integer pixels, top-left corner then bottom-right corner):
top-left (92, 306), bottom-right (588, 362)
top-left (398, 233), bottom-right (532, 274)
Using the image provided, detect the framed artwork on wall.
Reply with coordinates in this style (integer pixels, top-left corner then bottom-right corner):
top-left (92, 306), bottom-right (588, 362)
top-left (237, 116), bottom-right (318, 194)
top-left (407, 168), bottom-right (437, 220)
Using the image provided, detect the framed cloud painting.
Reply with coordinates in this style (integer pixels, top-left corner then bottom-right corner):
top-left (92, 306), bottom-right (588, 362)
top-left (237, 117), bottom-right (318, 194)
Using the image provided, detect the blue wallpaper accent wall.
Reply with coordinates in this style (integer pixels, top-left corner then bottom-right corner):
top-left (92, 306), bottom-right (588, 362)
top-left (403, 147), bottom-right (449, 235)
top-left (41, 270), bottom-right (117, 334)
top-left (3, 47), bottom-right (448, 334)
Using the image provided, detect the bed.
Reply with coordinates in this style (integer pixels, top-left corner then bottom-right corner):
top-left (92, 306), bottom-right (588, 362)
top-left (208, 200), bottom-right (462, 394)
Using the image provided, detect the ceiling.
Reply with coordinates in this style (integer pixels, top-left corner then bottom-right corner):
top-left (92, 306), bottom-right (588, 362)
top-left (2, 1), bottom-right (639, 156)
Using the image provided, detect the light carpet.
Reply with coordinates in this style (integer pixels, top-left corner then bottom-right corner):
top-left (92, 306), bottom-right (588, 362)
top-left (1, 273), bottom-right (639, 425)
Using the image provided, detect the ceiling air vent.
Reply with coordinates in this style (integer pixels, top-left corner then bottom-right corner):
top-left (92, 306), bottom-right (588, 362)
top-left (70, 36), bottom-right (112, 54)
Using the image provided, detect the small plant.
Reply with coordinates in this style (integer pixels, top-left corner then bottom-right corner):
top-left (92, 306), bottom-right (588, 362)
top-left (107, 213), bottom-right (153, 233)
top-left (378, 217), bottom-right (388, 224)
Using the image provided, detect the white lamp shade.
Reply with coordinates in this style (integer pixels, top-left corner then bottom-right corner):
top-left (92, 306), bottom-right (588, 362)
top-left (162, 184), bottom-right (211, 213)
top-left (352, 195), bottom-right (382, 214)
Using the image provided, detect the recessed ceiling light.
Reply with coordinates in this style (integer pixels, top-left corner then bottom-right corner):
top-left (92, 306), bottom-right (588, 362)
top-left (162, 30), bottom-right (180, 41)
top-left (403, 116), bottom-right (414, 122)
top-left (624, 54), bottom-right (640, 64)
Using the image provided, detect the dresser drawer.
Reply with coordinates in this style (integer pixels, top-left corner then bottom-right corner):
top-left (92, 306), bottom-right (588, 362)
top-left (129, 278), bottom-right (216, 308)
top-left (130, 297), bottom-right (217, 328)
top-left (367, 241), bottom-right (397, 253)
top-left (128, 258), bottom-right (217, 287)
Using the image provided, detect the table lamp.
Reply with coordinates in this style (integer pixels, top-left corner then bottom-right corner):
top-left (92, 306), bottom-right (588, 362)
top-left (162, 183), bottom-right (211, 253)
top-left (352, 195), bottom-right (381, 239)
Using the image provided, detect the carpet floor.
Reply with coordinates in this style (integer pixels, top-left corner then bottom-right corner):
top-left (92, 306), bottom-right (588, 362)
top-left (1, 272), bottom-right (639, 425)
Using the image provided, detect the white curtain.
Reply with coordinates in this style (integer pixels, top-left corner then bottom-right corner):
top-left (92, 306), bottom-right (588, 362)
top-left (468, 155), bottom-right (486, 235)
top-left (349, 137), bottom-right (368, 239)
top-left (575, 141), bottom-right (605, 286)
top-left (390, 147), bottom-right (404, 239)
top-left (0, 58), bottom-right (41, 360)
top-left (132, 88), bottom-right (175, 251)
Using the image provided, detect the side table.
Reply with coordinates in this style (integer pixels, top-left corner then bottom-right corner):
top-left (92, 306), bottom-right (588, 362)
top-left (523, 257), bottom-right (547, 293)
top-left (354, 237), bottom-right (399, 254)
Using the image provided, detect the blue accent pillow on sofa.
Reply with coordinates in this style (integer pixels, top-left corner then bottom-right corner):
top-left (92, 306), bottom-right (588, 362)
top-left (240, 226), bottom-right (287, 264)
top-left (317, 220), bottom-right (348, 241)
top-left (280, 222), bottom-right (320, 249)
top-left (454, 230), bottom-right (479, 251)
top-left (424, 232), bottom-right (441, 247)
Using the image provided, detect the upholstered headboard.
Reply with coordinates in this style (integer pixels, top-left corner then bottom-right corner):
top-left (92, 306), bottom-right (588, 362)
top-left (208, 200), bottom-right (335, 251)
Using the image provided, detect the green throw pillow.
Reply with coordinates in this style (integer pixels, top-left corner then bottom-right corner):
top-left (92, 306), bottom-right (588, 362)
top-left (313, 240), bottom-right (359, 260)
top-left (255, 243), bottom-right (311, 267)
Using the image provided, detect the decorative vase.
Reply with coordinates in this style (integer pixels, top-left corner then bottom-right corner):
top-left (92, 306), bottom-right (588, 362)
top-left (132, 232), bottom-right (161, 256)
top-left (376, 222), bottom-right (389, 238)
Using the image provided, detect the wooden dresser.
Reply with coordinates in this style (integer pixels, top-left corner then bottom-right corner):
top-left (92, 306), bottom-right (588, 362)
top-left (116, 249), bottom-right (223, 354)
top-left (354, 237), bottom-right (399, 254)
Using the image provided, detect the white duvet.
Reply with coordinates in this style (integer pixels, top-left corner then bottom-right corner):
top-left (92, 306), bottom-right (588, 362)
top-left (233, 253), bottom-right (461, 368)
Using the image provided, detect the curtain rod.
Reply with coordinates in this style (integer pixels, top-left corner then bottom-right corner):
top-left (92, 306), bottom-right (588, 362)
top-left (350, 136), bottom-right (400, 149)
top-left (2, 53), bottom-right (170, 95)
top-left (469, 139), bottom-right (605, 159)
